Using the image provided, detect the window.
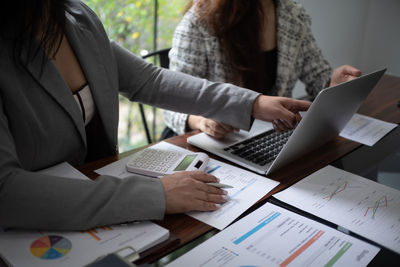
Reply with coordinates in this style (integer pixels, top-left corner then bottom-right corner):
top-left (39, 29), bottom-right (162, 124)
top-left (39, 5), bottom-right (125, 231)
top-left (84, 0), bottom-right (187, 151)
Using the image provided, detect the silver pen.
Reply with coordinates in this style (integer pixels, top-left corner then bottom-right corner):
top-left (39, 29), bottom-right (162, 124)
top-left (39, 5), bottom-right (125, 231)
top-left (206, 182), bottom-right (234, 188)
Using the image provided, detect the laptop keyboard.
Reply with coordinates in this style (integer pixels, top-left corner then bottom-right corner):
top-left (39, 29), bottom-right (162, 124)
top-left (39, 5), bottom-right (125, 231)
top-left (223, 129), bottom-right (294, 166)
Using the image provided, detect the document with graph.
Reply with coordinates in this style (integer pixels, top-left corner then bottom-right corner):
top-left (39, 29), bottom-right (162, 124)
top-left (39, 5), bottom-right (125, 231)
top-left (274, 165), bottom-right (400, 253)
top-left (168, 202), bottom-right (379, 267)
top-left (0, 222), bottom-right (169, 267)
top-left (155, 142), bottom-right (280, 230)
top-left (187, 158), bottom-right (279, 230)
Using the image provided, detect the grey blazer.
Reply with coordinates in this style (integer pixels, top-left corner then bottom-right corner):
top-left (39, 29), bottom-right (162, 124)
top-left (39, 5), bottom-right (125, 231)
top-left (0, 1), bottom-right (259, 230)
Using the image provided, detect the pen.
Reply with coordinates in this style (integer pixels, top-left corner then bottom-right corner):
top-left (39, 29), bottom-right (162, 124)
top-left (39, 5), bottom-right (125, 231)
top-left (206, 182), bottom-right (234, 188)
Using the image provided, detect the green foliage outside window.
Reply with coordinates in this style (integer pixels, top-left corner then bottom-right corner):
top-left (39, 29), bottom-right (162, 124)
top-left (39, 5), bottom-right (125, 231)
top-left (84, 0), bottom-right (187, 151)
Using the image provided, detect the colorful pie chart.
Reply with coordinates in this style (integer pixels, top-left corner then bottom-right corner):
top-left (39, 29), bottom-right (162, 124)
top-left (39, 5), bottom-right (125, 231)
top-left (30, 235), bottom-right (72, 260)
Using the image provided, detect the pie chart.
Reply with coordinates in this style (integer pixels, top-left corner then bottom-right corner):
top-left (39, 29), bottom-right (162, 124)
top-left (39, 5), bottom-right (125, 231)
top-left (30, 235), bottom-right (72, 260)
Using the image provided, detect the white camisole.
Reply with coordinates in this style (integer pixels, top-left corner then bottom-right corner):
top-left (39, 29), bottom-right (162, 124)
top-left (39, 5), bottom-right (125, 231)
top-left (73, 84), bottom-right (95, 126)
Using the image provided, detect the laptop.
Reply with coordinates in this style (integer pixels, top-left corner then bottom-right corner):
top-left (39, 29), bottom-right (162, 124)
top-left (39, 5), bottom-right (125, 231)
top-left (187, 68), bottom-right (386, 175)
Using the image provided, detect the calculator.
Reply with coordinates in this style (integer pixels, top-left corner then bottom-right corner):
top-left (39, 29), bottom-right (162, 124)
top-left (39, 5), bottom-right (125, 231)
top-left (126, 148), bottom-right (209, 177)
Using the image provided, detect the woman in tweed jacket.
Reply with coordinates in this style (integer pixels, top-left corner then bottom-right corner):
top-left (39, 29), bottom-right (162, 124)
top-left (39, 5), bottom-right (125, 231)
top-left (163, 0), bottom-right (360, 137)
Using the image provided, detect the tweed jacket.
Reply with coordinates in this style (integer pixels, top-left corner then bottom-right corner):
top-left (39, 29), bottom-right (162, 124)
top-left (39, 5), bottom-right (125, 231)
top-left (0, 0), bottom-right (259, 230)
top-left (163, 0), bottom-right (332, 134)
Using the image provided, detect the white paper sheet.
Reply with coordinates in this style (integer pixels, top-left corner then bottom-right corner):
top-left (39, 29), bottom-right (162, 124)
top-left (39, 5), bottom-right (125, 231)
top-left (275, 165), bottom-right (400, 253)
top-left (95, 142), bottom-right (279, 230)
top-left (340, 113), bottom-right (397, 146)
top-left (95, 152), bottom-right (138, 178)
top-left (188, 158), bottom-right (279, 230)
top-left (168, 203), bottom-right (379, 267)
top-left (37, 162), bottom-right (89, 180)
top-left (0, 222), bottom-right (169, 267)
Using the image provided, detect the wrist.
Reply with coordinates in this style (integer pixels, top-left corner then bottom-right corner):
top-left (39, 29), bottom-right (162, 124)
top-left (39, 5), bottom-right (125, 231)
top-left (251, 95), bottom-right (264, 119)
top-left (187, 115), bottom-right (202, 131)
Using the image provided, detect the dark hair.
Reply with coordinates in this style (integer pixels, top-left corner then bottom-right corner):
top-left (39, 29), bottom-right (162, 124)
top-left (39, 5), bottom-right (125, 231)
top-left (0, 0), bottom-right (68, 65)
top-left (188, 0), bottom-right (265, 88)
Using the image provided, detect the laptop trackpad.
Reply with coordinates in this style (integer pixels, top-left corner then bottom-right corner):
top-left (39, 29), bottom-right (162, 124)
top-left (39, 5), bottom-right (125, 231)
top-left (188, 120), bottom-right (273, 148)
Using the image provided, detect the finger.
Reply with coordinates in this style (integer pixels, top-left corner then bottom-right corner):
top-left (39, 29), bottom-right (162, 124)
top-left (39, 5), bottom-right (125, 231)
top-left (273, 119), bottom-right (286, 132)
top-left (342, 65), bottom-right (362, 77)
top-left (343, 75), bottom-right (358, 82)
top-left (191, 199), bottom-right (219, 212)
top-left (195, 181), bottom-right (225, 195)
top-left (272, 121), bottom-right (280, 132)
top-left (217, 122), bottom-right (236, 133)
top-left (212, 127), bottom-right (231, 137)
top-left (205, 193), bottom-right (228, 204)
top-left (294, 113), bottom-right (302, 125)
top-left (194, 190), bottom-right (228, 204)
top-left (287, 99), bottom-right (312, 112)
top-left (213, 122), bottom-right (237, 137)
top-left (280, 119), bottom-right (292, 129)
top-left (201, 119), bottom-right (222, 137)
top-left (205, 129), bottom-right (224, 138)
top-left (205, 124), bottom-right (230, 138)
top-left (275, 109), bottom-right (296, 128)
top-left (205, 130), bottom-right (223, 138)
top-left (189, 171), bottom-right (219, 183)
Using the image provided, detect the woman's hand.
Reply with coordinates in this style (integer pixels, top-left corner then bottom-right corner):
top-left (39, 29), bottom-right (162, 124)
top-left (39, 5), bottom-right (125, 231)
top-left (188, 115), bottom-right (239, 138)
top-left (252, 96), bottom-right (311, 132)
top-left (330, 65), bottom-right (362, 87)
top-left (161, 171), bottom-right (228, 214)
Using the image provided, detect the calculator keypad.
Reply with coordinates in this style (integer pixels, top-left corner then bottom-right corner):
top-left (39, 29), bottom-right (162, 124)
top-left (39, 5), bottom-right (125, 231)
top-left (127, 149), bottom-right (183, 174)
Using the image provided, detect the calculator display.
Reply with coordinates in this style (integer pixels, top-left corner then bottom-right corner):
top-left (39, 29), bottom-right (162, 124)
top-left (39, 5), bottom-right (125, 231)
top-left (174, 155), bottom-right (196, 171)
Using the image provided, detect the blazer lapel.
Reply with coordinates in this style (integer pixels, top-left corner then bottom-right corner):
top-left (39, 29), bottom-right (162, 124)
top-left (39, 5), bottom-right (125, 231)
top-left (65, 13), bottom-right (119, 147)
top-left (22, 38), bottom-right (87, 147)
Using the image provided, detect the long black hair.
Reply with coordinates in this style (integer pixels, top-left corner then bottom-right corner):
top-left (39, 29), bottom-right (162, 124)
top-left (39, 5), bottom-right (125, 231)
top-left (188, 0), bottom-right (264, 88)
top-left (0, 0), bottom-right (68, 65)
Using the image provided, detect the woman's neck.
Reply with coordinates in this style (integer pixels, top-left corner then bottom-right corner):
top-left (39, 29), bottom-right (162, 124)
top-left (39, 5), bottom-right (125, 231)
top-left (260, 0), bottom-right (277, 51)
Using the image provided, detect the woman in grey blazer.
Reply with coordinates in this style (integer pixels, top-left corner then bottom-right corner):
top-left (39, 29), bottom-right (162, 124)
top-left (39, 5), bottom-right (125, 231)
top-left (0, 0), bottom-right (310, 230)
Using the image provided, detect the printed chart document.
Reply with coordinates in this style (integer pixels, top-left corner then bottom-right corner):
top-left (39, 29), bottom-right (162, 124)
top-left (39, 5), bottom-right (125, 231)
top-left (0, 222), bottom-right (169, 267)
top-left (188, 158), bottom-right (278, 230)
top-left (168, 203), bottom-right (379, 267)
top-left (275, 165), bottom-right (400, 253)
top-left (339, 113), bottom-right (397, 146)
top-left (96, 142), bottom-right (279, 230)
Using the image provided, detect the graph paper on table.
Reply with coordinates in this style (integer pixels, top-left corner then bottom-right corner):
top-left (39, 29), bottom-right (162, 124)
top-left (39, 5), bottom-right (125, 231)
top-left (274, 165), bottom-right (400, 253)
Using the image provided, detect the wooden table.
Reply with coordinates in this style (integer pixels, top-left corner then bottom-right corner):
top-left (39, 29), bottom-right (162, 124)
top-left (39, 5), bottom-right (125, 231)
top-left (78, 74), bottom-right (400, 264)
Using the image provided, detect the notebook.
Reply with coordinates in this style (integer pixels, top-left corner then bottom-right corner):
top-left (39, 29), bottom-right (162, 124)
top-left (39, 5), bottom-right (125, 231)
top-left (188, 68), bottom-right (386, 175)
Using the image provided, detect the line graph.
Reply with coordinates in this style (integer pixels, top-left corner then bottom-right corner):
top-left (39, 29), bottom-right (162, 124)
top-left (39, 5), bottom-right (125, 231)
top-left (323, 181), bottom-right (348, 201)
top-left (364, 196), bottom-right (388, 219)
